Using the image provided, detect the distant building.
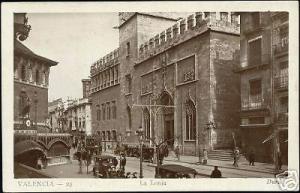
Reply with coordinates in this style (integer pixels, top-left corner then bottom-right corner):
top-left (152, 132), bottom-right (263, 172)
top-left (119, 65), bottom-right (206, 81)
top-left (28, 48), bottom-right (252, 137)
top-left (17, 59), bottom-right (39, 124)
top-left (90, 12), bottom-right (241, 155)
top-left (50, 79), bottom-right (92, 138)
top-left (48, 98), bottom-right (65, 133)
top-left (237, 12), bottom-right (288, 163)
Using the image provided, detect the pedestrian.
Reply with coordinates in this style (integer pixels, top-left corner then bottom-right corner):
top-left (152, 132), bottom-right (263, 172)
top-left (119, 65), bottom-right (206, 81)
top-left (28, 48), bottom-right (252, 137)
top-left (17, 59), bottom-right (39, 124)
top-left (203, 149), bottom-right (208, 165)
top-left (120, 153), bottom-right (126, 172)
top-left (210, 166), bottom-right (222, 178)
top-left (174, 145), bottom-right (180, 160)
top-left (248, 150), bottom-right (255, 166)
top-left (112, 157), bottom-right (118, 169)
top-left (278, 152), bottom-right (282, 170)
top-left (233, 147), bottom-right (239, 167)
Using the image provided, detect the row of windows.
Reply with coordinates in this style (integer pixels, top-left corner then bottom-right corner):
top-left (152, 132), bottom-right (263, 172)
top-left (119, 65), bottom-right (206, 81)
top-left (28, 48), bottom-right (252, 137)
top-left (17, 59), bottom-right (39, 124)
top-left (92, 65), bottom-right (119, 89)
top-left (96, 101), bottom-right (117, 121)
top-left (100, 130), bottom-right (117, 141)
top-left (15, 64), bottom-right (48, 85)
top-left (68, 120), bottom-right (86, 130)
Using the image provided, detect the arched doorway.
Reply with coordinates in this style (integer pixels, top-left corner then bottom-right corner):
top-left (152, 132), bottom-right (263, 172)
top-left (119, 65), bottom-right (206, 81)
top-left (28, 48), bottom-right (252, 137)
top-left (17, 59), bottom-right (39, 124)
top-left (159, 92), bottom-right (174, 147)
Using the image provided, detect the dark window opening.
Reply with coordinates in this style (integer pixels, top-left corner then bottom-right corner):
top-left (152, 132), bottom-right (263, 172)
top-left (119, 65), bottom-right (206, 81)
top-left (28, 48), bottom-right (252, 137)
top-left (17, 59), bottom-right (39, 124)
top-left (250, 79), bottom-right (262, 96)
top-left (126, 42), bottom-right (130, 56)
top-left (249, 117), bottom-right (265, 124)
top-left (249, 38), bottom-right (262, 66)
top-left (21, 65), bottom-right (26, 81)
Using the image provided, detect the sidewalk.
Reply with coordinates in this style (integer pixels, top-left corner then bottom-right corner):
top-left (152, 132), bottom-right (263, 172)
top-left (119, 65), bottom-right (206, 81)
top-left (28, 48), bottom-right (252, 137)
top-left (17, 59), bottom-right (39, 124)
top-left (164, 154), bottom-right (288, 175)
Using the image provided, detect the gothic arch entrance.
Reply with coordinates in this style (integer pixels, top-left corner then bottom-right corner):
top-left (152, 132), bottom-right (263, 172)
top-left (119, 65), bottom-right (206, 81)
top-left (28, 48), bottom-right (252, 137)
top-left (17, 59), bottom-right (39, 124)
top-left (159, 91), bottom-right (174, 148)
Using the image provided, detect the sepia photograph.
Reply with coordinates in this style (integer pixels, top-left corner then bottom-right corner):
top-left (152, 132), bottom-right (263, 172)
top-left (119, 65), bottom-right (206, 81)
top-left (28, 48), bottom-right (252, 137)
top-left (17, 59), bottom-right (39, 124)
top-left (2, 1), bottom-right (299, 192)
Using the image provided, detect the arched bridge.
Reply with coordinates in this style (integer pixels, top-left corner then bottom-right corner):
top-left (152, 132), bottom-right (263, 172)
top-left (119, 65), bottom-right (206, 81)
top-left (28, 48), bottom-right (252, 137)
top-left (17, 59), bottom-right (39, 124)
top-left (14, 132), bottom-right (72, 167)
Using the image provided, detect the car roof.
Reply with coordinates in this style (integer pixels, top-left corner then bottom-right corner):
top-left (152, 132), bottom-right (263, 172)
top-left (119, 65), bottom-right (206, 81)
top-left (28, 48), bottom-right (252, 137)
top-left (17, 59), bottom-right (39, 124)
top-left (159, 164), bottom-right (197, 174)
top-left (94, 155), bottom-right (115, 159)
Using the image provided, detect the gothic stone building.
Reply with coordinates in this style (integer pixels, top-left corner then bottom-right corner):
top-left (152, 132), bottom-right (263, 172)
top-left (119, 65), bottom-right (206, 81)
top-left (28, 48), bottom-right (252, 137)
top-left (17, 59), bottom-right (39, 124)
top-left (90, 12), bottom-right (240, 155)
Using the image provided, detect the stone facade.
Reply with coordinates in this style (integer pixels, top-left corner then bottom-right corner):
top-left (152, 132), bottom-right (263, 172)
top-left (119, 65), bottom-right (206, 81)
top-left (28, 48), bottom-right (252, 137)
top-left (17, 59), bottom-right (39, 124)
top-left (237, 12), bottom-right (288, 163)
top-left (90, 12), bottom-right (241, 155)
top-left (14, 40), bottom-right (57, 130)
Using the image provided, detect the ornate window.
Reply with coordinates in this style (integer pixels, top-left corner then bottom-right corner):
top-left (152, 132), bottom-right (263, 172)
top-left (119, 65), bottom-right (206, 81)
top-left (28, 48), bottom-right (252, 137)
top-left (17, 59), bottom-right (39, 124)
top-left (112, 130), bottom-right (117, 141)
top-left (112, 101), bottom-right (117, 119)
top-left (185, 100), bottom-right (196, 140)
top-left (107, 102), bottom-right (111, 120)
top-left (107, 131), bottom-right (111, 141)
top-left (143, 108), bottom-right (150, 139)
top-left (21, 65), bottom-right (26, 81)
top-left (28, 65), bottom-right (33, 82)
top-left (102, 104), bottom-right (106, 120)
top-left (36, 69), bottom-right (40, 84)
top-left (102, 131), bottom-right (106, 141)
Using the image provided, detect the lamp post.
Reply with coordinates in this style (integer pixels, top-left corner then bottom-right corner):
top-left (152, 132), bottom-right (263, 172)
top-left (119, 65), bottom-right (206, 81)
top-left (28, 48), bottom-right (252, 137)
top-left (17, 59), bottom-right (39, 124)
top-left (33, 91), bottom-right (38, 130)
top-left (136, 126), bottom-right (144, 178)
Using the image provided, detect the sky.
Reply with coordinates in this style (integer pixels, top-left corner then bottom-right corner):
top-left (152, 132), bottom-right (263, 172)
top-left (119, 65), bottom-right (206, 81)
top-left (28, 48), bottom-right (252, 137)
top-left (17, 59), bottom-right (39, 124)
top-left (23, 13), bottom-right (119, 102)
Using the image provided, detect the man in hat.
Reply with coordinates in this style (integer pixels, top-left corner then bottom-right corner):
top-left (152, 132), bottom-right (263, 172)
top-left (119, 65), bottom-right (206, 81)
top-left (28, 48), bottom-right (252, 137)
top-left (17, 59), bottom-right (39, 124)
top-left (210, 166), bottom-right (222, 178)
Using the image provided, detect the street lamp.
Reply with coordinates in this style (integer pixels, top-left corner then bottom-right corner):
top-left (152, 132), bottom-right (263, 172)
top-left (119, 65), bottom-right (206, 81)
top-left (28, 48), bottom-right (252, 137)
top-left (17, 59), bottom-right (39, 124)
top-left (33, 91), bottom-right (38, 130)
top-left (136, 126), bottom-right (144, 178)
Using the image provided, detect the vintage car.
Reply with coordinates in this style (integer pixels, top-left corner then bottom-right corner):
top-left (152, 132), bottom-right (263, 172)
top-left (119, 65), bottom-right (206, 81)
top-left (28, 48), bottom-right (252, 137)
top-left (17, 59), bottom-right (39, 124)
top-left (92, 155), bottom-right (118, 178)
top-left (136, 147), bottom-right (154, 163)
top-left (155, 164), bottom-right (199, 178)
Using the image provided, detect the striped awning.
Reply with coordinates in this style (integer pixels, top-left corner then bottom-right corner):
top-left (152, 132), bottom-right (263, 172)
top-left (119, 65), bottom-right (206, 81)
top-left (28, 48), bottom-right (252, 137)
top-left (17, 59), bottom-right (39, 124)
top-left (14, 140), bottom-right (46, 156)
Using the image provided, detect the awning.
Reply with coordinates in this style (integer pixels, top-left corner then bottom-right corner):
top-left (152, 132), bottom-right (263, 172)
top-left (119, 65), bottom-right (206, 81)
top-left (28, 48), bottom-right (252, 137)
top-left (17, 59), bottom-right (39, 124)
top-left (262, 133), bottom-right (275, 144)
top-left (14, 140), bottom-right (46, 156)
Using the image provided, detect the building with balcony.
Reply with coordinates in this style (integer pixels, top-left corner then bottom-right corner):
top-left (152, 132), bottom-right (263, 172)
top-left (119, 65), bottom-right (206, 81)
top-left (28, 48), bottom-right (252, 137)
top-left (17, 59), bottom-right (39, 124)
top-left (90, 12), bottom-right (241, 155)
top-left (237, 12), bottom-right (288, 163)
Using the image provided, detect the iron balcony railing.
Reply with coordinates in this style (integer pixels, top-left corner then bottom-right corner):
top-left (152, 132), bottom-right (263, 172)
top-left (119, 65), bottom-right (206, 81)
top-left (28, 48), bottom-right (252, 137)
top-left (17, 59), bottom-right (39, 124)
top-left (241, 95), bottom-right (266, 111)
top-left (274, 74), bottom-right (288, 90)
top-left (277, 112), bottom-right (288, 123)
top-left (274, 41), bottom-right (288, 55)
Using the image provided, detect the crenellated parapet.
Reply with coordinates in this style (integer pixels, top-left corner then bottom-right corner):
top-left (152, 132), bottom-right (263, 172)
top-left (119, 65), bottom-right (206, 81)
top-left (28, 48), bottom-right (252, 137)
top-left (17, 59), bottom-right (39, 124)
top-left (137, 12), bottom-right (240, 64)
top-left (90, 48), bottom-right (120, 77)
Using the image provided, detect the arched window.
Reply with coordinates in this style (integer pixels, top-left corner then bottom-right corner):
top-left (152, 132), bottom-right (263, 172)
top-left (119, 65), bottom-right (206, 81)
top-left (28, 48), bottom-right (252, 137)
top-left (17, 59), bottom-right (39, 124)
top-left (143, 108), bottom-right (150, 139)
top-left (107, 102), bottom-right (110, 120)
top-left (127, 106), bottom-right (132, 131)
top-left (42, 71), bottom-right (46, 85)
top-left (186, 100), bottom-right (196, 140)
top-left (102, 131), bottom-right (106, 141)
top-left (19, 91), bottom-right (28, 117)
top-left (112, 130), bottom-right (117, 141)
top-left (36, 69), bottom-right (40, 84)
top-left (107, 131), bottom-right (111, 141)
top-left (112, 101), bottom-right (117, 119)
top-left (21, 65), bottom-right (26, 81)
top-left (28, 66), bottom-right (33, 82)
top-left (102, 104), bottom-right (106, 120)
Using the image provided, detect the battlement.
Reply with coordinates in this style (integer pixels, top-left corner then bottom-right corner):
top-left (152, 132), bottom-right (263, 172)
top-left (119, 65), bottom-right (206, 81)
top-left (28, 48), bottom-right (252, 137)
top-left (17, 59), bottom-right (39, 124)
top-left (137, 12), bottom-right (240, 64)
top-left (90, 48), bottom-right (120, 76)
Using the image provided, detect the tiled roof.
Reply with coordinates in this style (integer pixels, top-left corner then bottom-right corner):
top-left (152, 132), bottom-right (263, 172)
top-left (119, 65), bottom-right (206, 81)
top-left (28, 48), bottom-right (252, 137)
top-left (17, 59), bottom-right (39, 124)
top-left (14, 40), bottom-right (58, 66)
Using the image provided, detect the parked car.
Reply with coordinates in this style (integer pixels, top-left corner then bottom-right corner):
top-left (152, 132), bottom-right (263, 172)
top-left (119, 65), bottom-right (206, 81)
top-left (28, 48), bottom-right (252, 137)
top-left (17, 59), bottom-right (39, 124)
top-left (155, 164), bottom-right (198, 178)
top-left (92, 155), bottom-right (117, 178)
